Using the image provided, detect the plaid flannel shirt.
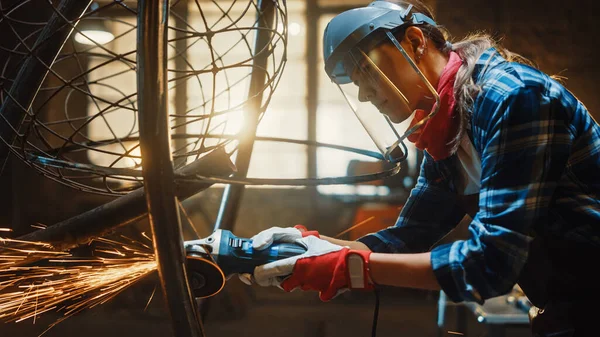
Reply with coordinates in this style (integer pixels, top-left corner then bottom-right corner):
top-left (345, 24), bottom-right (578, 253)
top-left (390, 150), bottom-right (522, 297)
top-left (357, 48), bottom-right (600, 305)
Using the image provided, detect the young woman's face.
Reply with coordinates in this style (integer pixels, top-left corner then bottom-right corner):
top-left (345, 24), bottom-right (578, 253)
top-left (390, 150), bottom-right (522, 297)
top-left (350, 39), bottom-right (433, 124)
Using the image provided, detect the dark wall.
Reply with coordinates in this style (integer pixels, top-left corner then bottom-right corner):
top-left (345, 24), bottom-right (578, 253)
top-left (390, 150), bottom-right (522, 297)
top-left (436, 0), bottom-right (599, 118)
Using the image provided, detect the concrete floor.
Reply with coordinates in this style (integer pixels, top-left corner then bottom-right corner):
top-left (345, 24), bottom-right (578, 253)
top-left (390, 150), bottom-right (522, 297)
top-left (0, 274), bottom-right (533, 337)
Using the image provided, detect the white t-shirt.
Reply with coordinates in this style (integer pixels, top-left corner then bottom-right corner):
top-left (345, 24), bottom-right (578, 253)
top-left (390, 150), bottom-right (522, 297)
top-left (455, 134), bottom-right (482, 195)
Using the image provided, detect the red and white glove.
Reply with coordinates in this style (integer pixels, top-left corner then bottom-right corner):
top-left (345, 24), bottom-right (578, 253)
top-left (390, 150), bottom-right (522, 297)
top-left (250, 225), bottom-right (319, 250)
top-left (253, 235), bottom-right (374, 302)
top-left (238, 225), bottom-right (319, 285)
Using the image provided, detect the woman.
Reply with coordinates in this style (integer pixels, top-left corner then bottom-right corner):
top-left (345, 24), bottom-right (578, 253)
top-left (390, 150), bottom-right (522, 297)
top-left (244, 1), bottom-right (600, 335)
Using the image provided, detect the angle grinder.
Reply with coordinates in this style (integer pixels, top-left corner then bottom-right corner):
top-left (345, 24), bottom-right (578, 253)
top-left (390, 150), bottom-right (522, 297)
top-left (184, 229), bottom-right (307, 298)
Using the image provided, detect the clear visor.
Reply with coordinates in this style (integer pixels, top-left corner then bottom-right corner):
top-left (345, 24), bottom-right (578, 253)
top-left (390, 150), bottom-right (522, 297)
top-left (335, 31), bottom-right (440, 164)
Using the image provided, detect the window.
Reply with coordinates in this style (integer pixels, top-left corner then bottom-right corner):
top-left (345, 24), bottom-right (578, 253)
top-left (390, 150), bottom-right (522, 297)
top-left (85, 16), bottom-right (144, 169)
top-left (83, 1), bottom-right (418, 194)
top-left (85, 2), bottom-right (307, 184)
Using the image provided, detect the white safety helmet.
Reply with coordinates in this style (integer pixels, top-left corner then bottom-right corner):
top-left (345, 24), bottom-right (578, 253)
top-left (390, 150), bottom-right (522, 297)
top-left (323, 1), bottom-right (440, 163)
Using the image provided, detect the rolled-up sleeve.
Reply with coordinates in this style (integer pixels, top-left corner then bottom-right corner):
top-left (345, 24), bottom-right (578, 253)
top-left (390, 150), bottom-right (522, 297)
top-left (432, 85), bottom-right (573, 303)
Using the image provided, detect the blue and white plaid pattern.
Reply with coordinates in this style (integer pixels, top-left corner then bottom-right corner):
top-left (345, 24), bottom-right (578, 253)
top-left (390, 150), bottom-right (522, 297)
top-left (357, 48), bottom-right (600, 304)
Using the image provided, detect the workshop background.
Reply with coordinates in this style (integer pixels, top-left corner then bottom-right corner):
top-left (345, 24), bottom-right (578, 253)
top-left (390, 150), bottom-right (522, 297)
top-left (0, 0), bottom-right (598, 336)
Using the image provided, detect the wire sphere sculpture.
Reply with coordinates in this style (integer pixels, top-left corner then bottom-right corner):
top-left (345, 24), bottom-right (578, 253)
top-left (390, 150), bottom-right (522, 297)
top-left (0, 0), bottom-right (288, 196)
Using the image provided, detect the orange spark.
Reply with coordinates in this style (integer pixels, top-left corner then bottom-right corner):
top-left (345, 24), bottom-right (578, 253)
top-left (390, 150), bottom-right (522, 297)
top-left (0, 234), bottom-right (158, 335)
top-left (334, 216), bottom-right (376, 239)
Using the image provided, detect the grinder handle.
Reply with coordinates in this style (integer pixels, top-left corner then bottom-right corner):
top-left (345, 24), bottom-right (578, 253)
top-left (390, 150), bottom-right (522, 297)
top-left (266, 241), bottom-right (307, 259)
top-left (217, 234), bottom-right (307, 276)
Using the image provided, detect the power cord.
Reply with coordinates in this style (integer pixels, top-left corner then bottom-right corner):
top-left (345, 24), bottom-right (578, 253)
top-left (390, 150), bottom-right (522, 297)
top-left (372, 287), bottom-right (380, 337)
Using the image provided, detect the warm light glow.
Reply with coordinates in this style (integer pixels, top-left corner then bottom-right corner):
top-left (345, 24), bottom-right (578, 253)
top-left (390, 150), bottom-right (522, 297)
top-left (87, 141), bottom-right (142, 169)
top-left (277, 22), bottom-right (302, 36)
top-left (289, 22), bottom-right (302, 36)
top-left (317, 184), bottom-right (390, 196)
top-left (74, 30), bottom-right (115, 45)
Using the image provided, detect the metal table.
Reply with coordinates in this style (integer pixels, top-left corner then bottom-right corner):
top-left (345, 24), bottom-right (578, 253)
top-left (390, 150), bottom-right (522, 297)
top-left (437, 290), bottom-right (531, 337)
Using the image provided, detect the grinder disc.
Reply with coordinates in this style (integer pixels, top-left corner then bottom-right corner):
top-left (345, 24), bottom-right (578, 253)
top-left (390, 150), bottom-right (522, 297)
top-left (185, 255), bottom-right (226, 298)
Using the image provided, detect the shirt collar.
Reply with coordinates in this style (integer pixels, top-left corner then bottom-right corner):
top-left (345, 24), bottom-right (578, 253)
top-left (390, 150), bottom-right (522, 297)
top-left (472, 47), bottom-right (508, 83)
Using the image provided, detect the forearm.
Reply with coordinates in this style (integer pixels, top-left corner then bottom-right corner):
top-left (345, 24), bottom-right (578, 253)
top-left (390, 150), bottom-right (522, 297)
top-left (319, 235), bottom-right (371, 251)
top-left (369, 252), bottom-right (440, 291)
top-left (322, 235), bottom-right (440, 291)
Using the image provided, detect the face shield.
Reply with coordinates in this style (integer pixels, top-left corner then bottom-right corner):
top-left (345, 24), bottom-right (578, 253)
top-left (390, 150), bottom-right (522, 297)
top-left (333, 30), bottom-right (440, 164)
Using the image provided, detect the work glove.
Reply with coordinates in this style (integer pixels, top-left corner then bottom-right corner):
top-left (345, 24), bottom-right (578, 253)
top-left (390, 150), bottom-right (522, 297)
top-left (251, 224), bottom-right (320, 250)
top-left (238, 225), bottom-right (319, 285)
top-left (253, 235), bottom-right (374, 302)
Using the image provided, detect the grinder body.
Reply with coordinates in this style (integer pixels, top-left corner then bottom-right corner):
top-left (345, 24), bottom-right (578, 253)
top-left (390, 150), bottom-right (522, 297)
top-left (210, 230), bottom-right (307, 275)
top-left (184, 229), bottom-right (307, 297)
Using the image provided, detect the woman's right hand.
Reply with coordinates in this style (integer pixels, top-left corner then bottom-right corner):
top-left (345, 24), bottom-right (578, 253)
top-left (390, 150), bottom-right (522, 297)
top-left (250, 226), bottom-right (306, 250)
top-left (238, 225), bottom-right (319, 285)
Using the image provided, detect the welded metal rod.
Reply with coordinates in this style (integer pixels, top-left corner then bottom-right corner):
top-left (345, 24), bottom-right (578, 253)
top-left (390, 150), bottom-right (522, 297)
top-left (0, 0), bottom-right (92, 173)
top-left (17, 147), bottom-right (234, 251)
top-left (173, 3), bottom-right (189, 169)
top-left (214, 0), bottom-right (276, 231)
top-left (137, 1), bottom-right (205, 337)
top-left (306, 0), bottom-right (319, 204)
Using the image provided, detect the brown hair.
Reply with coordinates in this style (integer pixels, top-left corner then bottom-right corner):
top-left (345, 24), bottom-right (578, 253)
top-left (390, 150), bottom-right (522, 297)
top-left (385, 0), bottom-right (537, 153)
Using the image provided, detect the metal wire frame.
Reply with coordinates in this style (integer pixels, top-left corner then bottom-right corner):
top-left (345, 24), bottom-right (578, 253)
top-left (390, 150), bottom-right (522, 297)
top-left (0, 0), bottom-right (400, 198)
top-left (0, 0), bottom-right (288, 196)
top-left (0, 2), bottom-right (287, 334)
top-left (0, 1), bottom-right (402, 335)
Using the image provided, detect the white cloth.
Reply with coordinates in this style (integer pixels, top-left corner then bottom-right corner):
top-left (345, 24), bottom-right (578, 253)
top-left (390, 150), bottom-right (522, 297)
top-left (250, 226), bottom-right (303, 250)
top-left (455, 135), bottom-right (482, 195)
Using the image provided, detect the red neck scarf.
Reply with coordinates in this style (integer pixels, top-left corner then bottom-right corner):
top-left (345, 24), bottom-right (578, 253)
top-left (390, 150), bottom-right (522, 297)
top-left (406, 51), bottom-right (463, 161)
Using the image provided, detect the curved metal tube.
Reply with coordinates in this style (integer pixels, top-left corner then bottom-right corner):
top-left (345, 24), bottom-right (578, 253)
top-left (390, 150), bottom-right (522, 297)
top-left (137, 1), bottom-right (205, 336)
top-left (17, 148), bottom-right (235, 254)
